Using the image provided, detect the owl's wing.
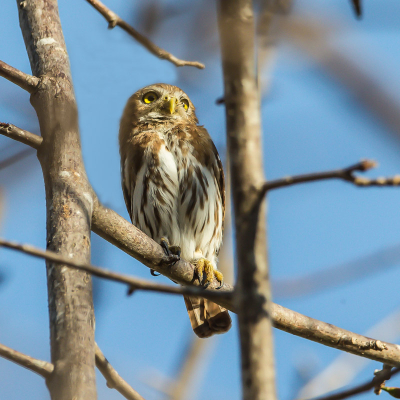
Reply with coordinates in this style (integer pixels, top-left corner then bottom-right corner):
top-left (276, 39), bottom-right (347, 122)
top-left (213, 145), bottom-right (226, 229)
top-left (120, 135), bottom-right (145, 223)
top-left (191, 125), bottom-right (226, 254)
top-left (122, 166), bottom-right (134, 222)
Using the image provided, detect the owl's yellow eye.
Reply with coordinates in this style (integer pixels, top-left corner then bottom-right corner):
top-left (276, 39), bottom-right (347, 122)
top-left (182, 99), bottom-right (189, 111)
top-left (143, 92), bottom-right (159, 104)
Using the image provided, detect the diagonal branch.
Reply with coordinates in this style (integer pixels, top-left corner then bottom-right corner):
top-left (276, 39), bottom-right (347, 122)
top-left (0, 342), bottom-right (53, 378)
top-left (3, 236), bottom-right (400, 367)
top-left (84, 0), bottom-right (204, 69)
top-left (0, 60), bottom-right (40, 93)
top-left (261, 160), bottom-right (400, 194)
top-left (308, 366), bottom-right (400, 400)
top-left (0, 123), bottom-right (42, 149)
top-left (0, 237), bottom-right (232, 304)
top-left (95, 344), bottom-right (145, 400)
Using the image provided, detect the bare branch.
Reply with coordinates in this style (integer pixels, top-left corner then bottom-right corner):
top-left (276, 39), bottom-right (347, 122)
top-left (0, 60), bottom-right (40, 93)
top-left (0, 148), bottom-right (34, 169)
top-left (91, 202), bottom-right (233, 298)
top-left (308, 366), bottom-right (400, 400)
top-left (3, 236), bottom-right (400, 366)
top-left (95, 344), bottom-right (145, 400)
top-left (84, 0), bottom-right (205, 69)
top-left (0, 342), bottom-right (53, 378)
top-left (0, 237), bottom-right (232, 303)
top-left (0, 123), bottom-right (42, 149)
top-left (350, 0), bottom-right (362, 18)
top-left (261, 160), bottom-right (400, 194)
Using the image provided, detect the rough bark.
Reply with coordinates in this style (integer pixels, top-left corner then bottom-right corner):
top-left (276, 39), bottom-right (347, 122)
top-left (217, 1), bottom-right (276, 399)
top-left (17, 0), bottom-right (96, 398)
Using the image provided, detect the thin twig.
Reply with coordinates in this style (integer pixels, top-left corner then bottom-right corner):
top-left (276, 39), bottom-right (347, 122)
top-left (0, 123), bottom-right (42, 149)
top-left (297, 310), bottom-right (400, 399)
top-left (84, 0), bottom-right (204, 69)
top-left (0, 342), bottom-right (53, 378)
top-left (95, 344), bottom-right (145, 400)
top-left (307, 366), bottom-right (400, 400)
top-left (350, 0), bottom-right (362, 18)
top-left (0, 60), bottom-right (40, 93)
top-left (0, 238), bottom-right (232, 303)
top-left (261, 160), bottom-right (400, 194)
top-left (0, 148), bottom-right (35, 169)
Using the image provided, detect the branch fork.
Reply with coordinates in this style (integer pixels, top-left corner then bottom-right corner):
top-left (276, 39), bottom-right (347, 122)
top-left (260, 159), bottom-right (400, 195)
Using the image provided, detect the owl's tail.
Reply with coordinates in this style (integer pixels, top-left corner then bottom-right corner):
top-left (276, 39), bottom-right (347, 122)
top-left (183, 296), bottom-right (232, 338)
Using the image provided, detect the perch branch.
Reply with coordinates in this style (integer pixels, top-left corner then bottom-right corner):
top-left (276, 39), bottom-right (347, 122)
top-left (84, 0), bottom-right (204, 69)
top-left (0, 123), bottom-right (42, 149)
top-left (308, 366), bottom-right (400, 400)
top-left (0, 238), bottom-right (232, 303)
top-left (2, 236), bottom-right (400, 366)
top-left (0, 60), bottom-right (40, 93)
top-left (0, 342), bottom-right (53, 378)
top-left (261, 160), bottom-right (400, 193)
top-left (95, 344), bottom-right (145, 400)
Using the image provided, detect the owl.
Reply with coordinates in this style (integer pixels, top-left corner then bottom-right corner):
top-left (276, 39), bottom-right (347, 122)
top-left (119, 83), bottom-right (231, 338)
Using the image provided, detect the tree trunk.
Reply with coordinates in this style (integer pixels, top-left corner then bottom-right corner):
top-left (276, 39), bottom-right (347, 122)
top-left (217, 1), bottom-right (276, 399)
top-left (17, 0), bottom-right (97, 398)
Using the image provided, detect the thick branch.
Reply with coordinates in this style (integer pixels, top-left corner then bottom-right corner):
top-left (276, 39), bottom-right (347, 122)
top-left (91, 204), bottom-right (400, 366)
top-left (309, 366), bottom-right (400, 400)
top-left (85, 0), bottom-right (204, 69)
top-left (0, 342), bottom-right (53, 378)
top-left (2, 236), bottom-right (400, 366)
top-left (0, 60), bottom-right (40, 93)
top-left (261, 160), bottom-right (400, 193)
top-left (0, 123), bottom-right (42, 149)
top-left (95, 344), bottom-right (145, 400)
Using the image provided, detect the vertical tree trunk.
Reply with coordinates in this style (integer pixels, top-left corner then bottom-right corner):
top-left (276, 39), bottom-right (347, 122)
top-left (217, 1), bottom-right (276, 399)
top-left (17, 1), bottom-right (97, 398)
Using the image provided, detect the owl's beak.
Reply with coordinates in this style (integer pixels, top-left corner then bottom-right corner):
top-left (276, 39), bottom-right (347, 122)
top-left (163, 96), bottom-right (177, 114)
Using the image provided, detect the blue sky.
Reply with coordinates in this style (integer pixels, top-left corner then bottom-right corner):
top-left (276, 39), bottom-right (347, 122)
top-left (1, 0), bottom-right (400, 399)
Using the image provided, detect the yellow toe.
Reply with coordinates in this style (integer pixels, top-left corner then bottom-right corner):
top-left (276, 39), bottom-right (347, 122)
top-left (195, 258), bottom-right (224, 287)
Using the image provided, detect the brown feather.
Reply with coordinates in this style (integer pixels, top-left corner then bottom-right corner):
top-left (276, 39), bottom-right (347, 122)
top-left (184, 296), bottom-right (231, 338)
top-left (119, 83), bottom-right (230, 338)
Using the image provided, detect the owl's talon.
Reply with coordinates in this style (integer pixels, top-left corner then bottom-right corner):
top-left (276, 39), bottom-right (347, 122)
top-left (195, 258), bottom-right (205, 284)
top-left (169, 245), bottom-right (181, 257)
top-left (194, 258), bottom-right (224, 288)
top-left (160, 238), bottom-right (181, 262)
top-left (150, 269), bottom-right (160, 276)
top-left (160, 237), bottom-right (172, 256)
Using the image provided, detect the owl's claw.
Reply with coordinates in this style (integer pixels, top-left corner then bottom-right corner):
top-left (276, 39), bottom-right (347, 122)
top-left (161, 237), bottom-right (181, 256)
top-left (194, 258), bottom-right (224, 289)
top-left (160, 237), bottom-right (180, 266)
top-left (150, 269), bottom-right (160, 276)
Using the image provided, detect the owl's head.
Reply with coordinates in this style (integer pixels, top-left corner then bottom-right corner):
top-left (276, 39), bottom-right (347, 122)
top-left (122, 83), bottom-right (198, 125)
